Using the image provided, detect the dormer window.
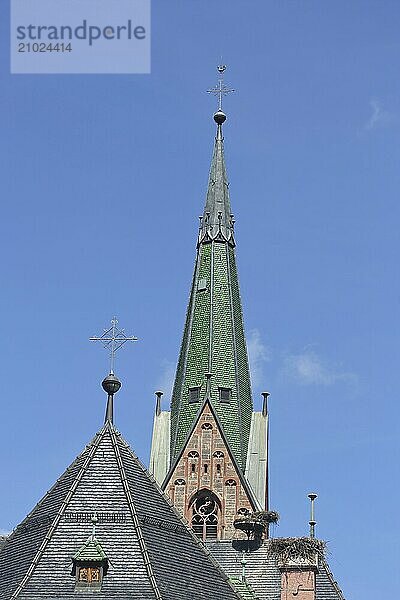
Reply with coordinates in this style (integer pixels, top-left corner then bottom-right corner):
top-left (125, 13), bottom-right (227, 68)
top-left (73, 557), bottom-right (107, 592)
top-left (78, 566), bottom-right (100, 584)
top-left (219, 387), bottom-right (231, 403)
top-left (72, 518), bottom-right (108, 593)
top-left (189, 387), bottom-right (201, 403)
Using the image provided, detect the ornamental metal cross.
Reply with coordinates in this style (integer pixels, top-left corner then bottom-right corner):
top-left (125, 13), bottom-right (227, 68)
top-left (90, 317), bottom-right (138, 374)
top-left (207, 64), bottom-right (235, 111)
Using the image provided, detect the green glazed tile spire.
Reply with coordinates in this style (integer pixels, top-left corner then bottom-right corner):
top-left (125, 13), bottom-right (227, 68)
top-left (170, 114), bottom-right (253, 470)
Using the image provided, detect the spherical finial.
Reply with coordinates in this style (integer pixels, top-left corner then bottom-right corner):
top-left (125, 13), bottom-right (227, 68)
top-left (102, 373), bottom-right (122, 396)
top-left (217, 64), bottom-right (227, 74)
top-left (213, 110), bottom-right (226, 125)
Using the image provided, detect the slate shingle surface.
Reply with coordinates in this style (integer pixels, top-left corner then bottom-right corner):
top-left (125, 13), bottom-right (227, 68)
top-left (0, 423), bottom-right (240, 600)
top-left (206, 540), bottom-right (345, 600)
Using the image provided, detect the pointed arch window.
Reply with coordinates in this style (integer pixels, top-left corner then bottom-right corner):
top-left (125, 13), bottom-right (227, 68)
top-left (225, 479), bottom-right (237, 487)
top-left (190, 490), bottom-right (221, 541)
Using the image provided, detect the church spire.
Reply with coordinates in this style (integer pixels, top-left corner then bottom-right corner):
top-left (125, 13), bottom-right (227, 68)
top-left (198, 110), bottom-right (235, 246)
top-left (169, 67), bottom-right (253, 470)
top-left (199, 66), bottom-right (235, 246)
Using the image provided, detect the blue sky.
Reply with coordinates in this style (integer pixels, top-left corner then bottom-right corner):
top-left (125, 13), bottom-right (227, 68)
top-left (1, 1), bottom-right (399, 598)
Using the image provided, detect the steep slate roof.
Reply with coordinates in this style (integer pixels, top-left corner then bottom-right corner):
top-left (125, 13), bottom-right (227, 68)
top-left (206, 540), bottom-right (345, 600)
top-left (0, 421), bottom-right (241, 600)
top-left (170, 118), bottom-right (253, 470)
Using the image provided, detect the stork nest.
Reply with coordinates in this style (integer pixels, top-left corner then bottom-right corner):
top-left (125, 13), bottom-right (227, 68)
top-left (267, 537), bottom-right (326, 564)
top-left (234, 510), bottom-right (280, 527)
top-left (252, 511), bottom-right (280, 524)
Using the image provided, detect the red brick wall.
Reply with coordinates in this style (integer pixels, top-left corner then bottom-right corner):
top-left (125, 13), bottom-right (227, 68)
top-left (165, 402), bottom-right (254, 539)
top-left (280, 570), bottom-right (316, 600)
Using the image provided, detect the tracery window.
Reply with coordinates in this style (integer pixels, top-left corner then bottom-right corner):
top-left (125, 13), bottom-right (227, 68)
top-left (174, 478), bottom-right (186, 485)
top-left (237, 507), bottom-right (250, 516)
top-left (225, 479), bottom-right (237, 486)
top-left (202, 423), bottom-right (212, 430)
top-left (188, 451), bottom-right (199, 458)
top-left (190, 491), bottom-right (220, 541)
top-left (213, 451), bottom-right (224, 459)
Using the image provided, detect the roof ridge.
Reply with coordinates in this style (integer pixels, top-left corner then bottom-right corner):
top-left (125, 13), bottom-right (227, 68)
top-left (108, 424), bottom-right (162, 600)
top-left (5, 435), bottom-right (98, 541)
top-left (320, 556), bottom-right (346, 600)
top-left (170, 251), bottom-right (201, 460)
top-left (10, 424), bottom-right (108, 598)
top-left (225, 236), bottom-right (246, 465)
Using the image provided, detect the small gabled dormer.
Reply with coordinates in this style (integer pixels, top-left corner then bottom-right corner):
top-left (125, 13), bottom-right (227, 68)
top-left (72, 518), bottom-right (108, 593)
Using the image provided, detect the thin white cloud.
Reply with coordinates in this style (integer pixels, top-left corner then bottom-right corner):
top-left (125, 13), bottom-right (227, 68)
top-left (247, 329), bottom-right (271, 389)
top-left (283, 348), bottom-right (356, 387)
top-left (156, 359), bottom-right (176, 399)
top-left (365, 98), bottom-right (396, 130)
